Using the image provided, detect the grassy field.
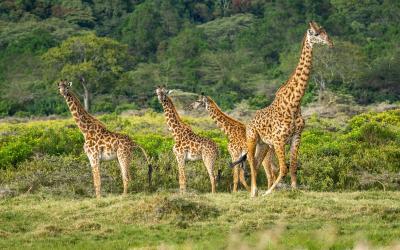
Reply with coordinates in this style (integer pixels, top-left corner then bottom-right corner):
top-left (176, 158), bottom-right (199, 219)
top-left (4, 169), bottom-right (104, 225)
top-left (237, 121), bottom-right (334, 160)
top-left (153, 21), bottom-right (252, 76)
top-left (0, 191), bottom-right (399, 249)
top-left (0, 110), bottom-right (399, 249)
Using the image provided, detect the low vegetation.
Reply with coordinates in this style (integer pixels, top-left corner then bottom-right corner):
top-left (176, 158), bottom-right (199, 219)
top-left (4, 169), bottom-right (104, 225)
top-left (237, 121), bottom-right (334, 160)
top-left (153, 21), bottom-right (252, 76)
top-left (0, 109), bottom-right (399, 196)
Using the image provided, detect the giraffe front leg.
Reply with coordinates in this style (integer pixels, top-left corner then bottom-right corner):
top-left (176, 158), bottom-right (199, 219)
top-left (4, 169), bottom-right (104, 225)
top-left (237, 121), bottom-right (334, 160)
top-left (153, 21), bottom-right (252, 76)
top-left (88, 154), bottom-right (101, 198)
top-left (230, 152), bottom-right (240, 192)
top-left (264, 142), bottom-right (287, 196)
top-left (174, 149), bottom-right (186, 194)
top-left (290, 133), bottom-right (301, 188)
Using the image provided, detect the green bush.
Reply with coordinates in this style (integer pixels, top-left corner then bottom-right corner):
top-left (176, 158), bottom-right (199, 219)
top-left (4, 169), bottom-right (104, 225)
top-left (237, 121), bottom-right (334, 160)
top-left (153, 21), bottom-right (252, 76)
top-left (0, 110), bottom-right (399, 196)
top-left (115, 103), bottom-right (138, 114)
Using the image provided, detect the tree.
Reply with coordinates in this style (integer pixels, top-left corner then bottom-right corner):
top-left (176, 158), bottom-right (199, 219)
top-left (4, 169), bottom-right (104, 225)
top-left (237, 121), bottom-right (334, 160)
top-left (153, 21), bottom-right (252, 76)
top-left (119, 0), bottom-right (181, 61)
top-left (42, 33), bottom-right (131, 111)
top-left (312, 41), bottom-right (366, 102)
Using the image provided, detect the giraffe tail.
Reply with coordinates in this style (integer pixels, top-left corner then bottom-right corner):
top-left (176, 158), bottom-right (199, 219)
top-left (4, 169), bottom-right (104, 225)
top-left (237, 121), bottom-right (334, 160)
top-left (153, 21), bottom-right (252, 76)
top-left (134, 145), bottom-right (153, 186)
top-left (229, 154), bottom-right (247, 168)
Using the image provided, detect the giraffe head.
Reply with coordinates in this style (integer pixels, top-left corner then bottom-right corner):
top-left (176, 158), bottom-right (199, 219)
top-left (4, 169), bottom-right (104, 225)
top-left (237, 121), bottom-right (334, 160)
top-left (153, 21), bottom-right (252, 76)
top-left (306, 21), bottom-right (333, 48)
top-left (190, 93), bottom-right (209, 110)
top-left (58, 79), bottom-right (72, 97)
top-left (156, 86), bottom-right (172, 103)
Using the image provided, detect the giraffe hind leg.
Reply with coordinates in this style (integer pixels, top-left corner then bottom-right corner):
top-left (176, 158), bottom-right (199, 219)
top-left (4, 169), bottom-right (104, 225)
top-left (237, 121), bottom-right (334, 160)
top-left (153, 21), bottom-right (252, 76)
top-left (263, 142), bottom-right (287, 196)
top-left (246, 134), bottom-right (259, 198)
top-left (203, 153), bottom-right (217, 193)
top-left (239, 162), bottom-right (250, 192)
top-left (117, 149), bottom-right (132, 195)
top-left (262, 149), bottom-right (276, 189)
top-left (289, 133), bottom-right (301, 188)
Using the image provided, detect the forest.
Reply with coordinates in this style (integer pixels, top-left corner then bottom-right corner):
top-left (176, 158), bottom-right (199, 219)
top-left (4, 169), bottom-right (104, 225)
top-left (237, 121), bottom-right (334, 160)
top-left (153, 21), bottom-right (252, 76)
top-left (1, 1), bottom-right (400, 249)
top-left (0, 0), bottom-right (399, 116)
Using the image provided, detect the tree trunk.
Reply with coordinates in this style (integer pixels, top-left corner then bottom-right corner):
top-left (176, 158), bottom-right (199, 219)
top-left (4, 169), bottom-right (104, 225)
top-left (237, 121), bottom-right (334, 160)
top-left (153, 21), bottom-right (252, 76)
top-left (318, 79), bottom-right (326, 103)
top-left (80, 77), bottom-right (90, 111)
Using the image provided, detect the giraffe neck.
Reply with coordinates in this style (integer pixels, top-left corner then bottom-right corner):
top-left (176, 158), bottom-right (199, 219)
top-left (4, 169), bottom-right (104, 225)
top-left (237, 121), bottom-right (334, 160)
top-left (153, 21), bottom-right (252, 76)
top-left (63, 92), bottom-right (105, 135)
top-left (206, 97), bottom-right (245, 137)
top-left (160, 96), bottom-right (189, 139)
top-left (275, 33), bottom-right (313, 111)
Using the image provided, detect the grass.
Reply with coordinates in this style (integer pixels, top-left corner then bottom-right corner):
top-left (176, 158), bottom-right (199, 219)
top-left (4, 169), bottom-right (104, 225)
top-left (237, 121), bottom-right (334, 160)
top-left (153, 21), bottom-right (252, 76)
top-left (0, 191), bottom-right (399, 249)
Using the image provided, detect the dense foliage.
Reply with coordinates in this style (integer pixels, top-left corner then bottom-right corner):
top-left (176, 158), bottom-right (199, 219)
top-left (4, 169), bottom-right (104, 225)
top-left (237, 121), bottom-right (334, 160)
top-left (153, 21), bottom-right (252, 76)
top-left (1, 110), bottom-right (399, 194)
top-left (0, 0), bottom-right (399, 116)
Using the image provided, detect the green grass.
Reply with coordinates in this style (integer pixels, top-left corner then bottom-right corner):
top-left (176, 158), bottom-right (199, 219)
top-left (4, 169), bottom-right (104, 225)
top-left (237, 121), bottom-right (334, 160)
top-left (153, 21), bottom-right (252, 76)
top-left (0, 191), bottom-right (399, 249)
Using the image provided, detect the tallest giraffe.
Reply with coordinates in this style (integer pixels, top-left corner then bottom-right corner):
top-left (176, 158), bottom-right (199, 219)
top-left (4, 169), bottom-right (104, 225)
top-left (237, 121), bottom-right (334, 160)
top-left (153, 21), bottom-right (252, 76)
top-left (244, 21), bottom-right (333, 197)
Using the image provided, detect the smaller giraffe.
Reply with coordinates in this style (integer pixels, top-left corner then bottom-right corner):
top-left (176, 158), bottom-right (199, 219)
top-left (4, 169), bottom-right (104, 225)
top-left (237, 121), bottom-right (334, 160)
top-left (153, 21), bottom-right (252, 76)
top-left (58, 80), bottom-right (151, 198)
top-left (191, 94), bottom-right (277, 191)
top-left (156, 87), bottom-right (219, 193)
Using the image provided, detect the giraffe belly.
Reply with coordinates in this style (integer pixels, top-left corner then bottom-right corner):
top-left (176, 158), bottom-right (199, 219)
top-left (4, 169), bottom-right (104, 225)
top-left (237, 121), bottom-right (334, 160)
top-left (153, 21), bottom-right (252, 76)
top-left (185, 152), bottom-right (202, 161)
top-left (100, 150), bottom-right (117, 161)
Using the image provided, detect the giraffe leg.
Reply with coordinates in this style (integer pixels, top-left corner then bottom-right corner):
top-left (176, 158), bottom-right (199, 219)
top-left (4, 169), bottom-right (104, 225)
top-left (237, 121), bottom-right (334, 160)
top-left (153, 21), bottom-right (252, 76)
top-left (203, 154), bottom-right (217, 194)
top-left (232, 165), bottom-right (239, 192)
top-left (230, 152), bottom-right (240, 192)
top-left (117, 149), bottom-right (132, 195)
top-left (246, 134), bottom-right (258, 198)
top-left (263, 142), bottom-right (287, 195)
top-left (173, 149), bottom-right (186, 193)
top-left (238, 163), bottom-right (250, 192)
top-left (289, 133), bottom-right (301, 188)
top-left (88, 153), bottom-right (101, 198)
top-left (262, 149), bottom-right (276, 189)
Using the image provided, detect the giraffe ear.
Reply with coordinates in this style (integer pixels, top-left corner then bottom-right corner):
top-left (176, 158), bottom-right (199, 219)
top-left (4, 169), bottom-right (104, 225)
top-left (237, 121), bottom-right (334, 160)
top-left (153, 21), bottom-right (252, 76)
top-left (68, 82), bottom-right (72, 87)
top-left (168, 90), bottom-right (174, 95)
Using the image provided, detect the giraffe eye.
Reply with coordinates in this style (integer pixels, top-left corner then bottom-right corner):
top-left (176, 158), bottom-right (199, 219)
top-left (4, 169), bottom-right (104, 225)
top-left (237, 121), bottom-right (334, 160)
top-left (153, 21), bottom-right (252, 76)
top-left (315, 33), bottom-right (320, 36)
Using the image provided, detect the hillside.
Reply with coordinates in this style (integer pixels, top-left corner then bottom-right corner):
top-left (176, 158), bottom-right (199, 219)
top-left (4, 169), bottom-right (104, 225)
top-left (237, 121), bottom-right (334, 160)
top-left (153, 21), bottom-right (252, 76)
top-left (0, 0), bottom-right (399, 117)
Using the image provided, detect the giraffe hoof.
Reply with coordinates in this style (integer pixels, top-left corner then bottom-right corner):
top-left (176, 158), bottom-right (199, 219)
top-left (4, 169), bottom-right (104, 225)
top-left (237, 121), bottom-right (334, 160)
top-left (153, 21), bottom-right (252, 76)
top-left (291, 182), bottom-right (297, 189)
top-left (251, 188), bottom-right (258, 198)
top-left (262, 190), bottom-right (272, 196)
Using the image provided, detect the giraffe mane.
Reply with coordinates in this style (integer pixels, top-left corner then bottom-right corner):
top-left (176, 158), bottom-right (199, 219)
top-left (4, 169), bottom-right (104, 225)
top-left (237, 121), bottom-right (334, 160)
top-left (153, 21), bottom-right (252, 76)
top-left (67, 91), bottom-right (107, 129)
top-left (165, 95), bottom-right (190, 128)
top-left (275, 32), bottom-right (309, 96)
top-left (207, 97), bottom-right (245, 129)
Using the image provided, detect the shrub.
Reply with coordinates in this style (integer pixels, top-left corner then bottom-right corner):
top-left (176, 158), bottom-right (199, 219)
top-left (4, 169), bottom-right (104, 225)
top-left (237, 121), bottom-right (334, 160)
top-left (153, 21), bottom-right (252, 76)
top-left (115, 103), bottom-right (138, 114)
top-left (0, 110), bottom-right (399, 195)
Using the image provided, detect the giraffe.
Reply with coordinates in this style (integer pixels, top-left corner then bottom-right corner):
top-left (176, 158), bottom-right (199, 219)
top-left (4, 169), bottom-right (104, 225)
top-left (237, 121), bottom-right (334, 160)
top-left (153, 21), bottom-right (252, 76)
top-left (156, 86), bottom-right (219, 193)
top-left (241, 21), bottom-right (333, 197)
top-left (58, 80), bottom-right (151, 198)
top-left (191, 94), bottom-right (278, 191)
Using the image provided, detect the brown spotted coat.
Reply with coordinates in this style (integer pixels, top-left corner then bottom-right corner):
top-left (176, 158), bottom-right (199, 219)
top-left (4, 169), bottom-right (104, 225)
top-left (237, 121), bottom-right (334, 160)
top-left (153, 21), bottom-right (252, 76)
top-left (58, 80), bottom-right (149, 198)
top-left (246, 21), bottom-right (333, 197)
top-left (156, 87), bottom-right (218, 193)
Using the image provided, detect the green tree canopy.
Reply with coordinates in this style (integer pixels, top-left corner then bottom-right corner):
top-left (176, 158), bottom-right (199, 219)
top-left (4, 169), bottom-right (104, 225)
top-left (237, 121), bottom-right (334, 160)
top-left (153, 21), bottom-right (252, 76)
top-left (42, 33), bottom-right (132, 111)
